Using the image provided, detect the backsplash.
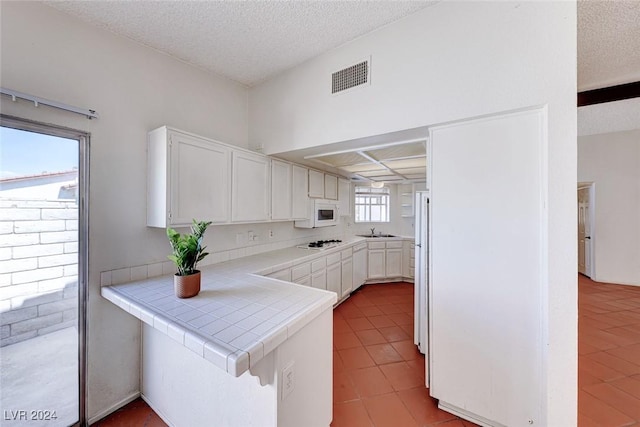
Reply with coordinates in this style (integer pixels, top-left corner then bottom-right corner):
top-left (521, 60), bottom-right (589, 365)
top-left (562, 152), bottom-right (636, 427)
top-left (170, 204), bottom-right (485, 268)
top-left (100, 220), bottom-right (351, 286)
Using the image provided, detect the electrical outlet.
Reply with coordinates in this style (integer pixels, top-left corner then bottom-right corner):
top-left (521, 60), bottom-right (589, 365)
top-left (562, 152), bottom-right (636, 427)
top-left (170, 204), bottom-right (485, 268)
top-left (281, 362), bottom-right (295, 400)
top-left (268, 229), bottom-right (274, 238)
top-left (248, 230), bottom-right (255, 241)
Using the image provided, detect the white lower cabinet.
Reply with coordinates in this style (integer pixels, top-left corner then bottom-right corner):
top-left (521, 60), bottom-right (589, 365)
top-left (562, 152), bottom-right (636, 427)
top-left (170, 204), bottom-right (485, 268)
top-left (326, 261), bottom-right (341, 296)
top-left (341, 258), bottom-right (353, 298)
top-left (367, 239), bottom-right (405, 280)
top-left (352, 243), bottom-right (367, 291)
top-left (368, 248), bottom-right (386, 279)
top-left (296, 276), bottom-right (311, 287)
top-left (386, 248), bottom-right (403, 277)
top-left (311, 269), bottom-right (327, 290)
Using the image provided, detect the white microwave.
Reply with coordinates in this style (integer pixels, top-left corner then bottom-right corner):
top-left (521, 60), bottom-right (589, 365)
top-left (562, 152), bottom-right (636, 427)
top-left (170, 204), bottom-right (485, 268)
top-left (294, 199), bottom-right (339, 228)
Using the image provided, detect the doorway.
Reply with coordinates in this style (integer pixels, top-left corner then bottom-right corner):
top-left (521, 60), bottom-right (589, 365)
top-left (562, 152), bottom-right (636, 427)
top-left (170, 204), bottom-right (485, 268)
top-left (578, 183), bottom-right (595, 278)
top-left (0, 115), bottom-right (88, 426)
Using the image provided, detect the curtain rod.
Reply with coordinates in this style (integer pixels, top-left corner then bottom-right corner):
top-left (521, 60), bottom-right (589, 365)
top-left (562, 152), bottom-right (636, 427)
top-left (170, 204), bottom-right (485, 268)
top-left (0, 87), bottom-right (99, 120)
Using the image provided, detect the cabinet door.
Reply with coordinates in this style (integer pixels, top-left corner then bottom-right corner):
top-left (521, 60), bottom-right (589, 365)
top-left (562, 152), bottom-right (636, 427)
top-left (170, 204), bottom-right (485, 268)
top-left (271, 159), bottom-right (292, 220)
top-left (308, 170), bottom-right (325, 198)
top-left (402, 240), bottom-right (412, 278)
top-left (295, 276), bottom-right (311, 287)
top-left (324, 175), bottom-right (338, 200)
top-left (269, 268), bottom-right (291, 282)
top-left (341, 258), bottom-right (353, 298)
top-left (231, 151), bottom-right (270, 222)
top-left (338, 178), bottom-right (351, 216)
top-left (169, 131), bottom-right (230, 226)
top-left (352, 248), bottom-right (367, 290)
top-left (326, 262), bottom-right (341, 296)
top-left (311, 269), bottom-right (327, 290)
top-left (367, 249), bottom-right (386, 279)
top-left (386, 248), bottom-right (403, 277)
top-left (292, 165), bottom-right (309, 219)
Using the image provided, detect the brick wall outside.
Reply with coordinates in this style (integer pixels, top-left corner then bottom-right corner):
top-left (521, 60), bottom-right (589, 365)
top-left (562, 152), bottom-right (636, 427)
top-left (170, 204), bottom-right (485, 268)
top-left (0, 199), bottom-right (78, 347)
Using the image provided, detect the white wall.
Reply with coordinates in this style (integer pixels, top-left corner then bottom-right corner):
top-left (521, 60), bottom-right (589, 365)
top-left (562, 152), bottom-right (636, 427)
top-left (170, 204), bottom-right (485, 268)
top-left (0, 2), bottom-right (250, 421)
top-left (249, 1), bottom-right (577, 425)
top-left (578, 129), bottom-right (640, 286)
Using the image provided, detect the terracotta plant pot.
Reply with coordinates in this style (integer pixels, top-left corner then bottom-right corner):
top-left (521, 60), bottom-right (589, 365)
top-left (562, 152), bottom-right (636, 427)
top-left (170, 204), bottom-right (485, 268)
top-left (174, 271), bottom-right (201, 298)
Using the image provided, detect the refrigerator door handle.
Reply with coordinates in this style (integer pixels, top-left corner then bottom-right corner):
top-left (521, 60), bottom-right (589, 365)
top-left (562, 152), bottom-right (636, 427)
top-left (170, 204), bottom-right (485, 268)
top-left (416, 243), bottom-right (422, 247)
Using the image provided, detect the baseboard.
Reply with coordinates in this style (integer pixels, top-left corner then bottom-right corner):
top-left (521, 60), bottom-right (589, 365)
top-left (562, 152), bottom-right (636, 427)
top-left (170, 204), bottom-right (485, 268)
top-left (365, 277), bottom-right (414, 284)
top-left (87, 391), bottom-right (140, 425)
top-left (141, 393), bottom-right (176, 427)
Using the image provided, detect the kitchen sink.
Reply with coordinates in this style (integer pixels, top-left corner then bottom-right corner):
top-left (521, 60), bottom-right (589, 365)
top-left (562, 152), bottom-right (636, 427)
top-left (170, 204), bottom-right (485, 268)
top-left (357, 234), bottom-right (396, 238)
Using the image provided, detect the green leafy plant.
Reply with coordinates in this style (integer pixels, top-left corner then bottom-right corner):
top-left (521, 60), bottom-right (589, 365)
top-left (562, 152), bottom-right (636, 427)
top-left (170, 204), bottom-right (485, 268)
top-left (166, 219), bottom-right (212, 276)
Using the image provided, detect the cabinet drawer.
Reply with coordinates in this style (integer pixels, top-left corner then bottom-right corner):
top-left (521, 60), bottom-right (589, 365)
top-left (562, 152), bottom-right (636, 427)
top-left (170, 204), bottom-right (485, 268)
top-left (341, 248), bottom-right (353, 259)
top-left (354, 242), bottom-right (367, 252)
top-left (368, 241), bottom-right (386, 250)
top-left (311, 258), bottom-right (326, 272)
top-left (386, 240), bottom-right (403, 249)
top-left (291, 263), bottom-right (311, 281)
top-left (326, 252), bottom-right (341, 266)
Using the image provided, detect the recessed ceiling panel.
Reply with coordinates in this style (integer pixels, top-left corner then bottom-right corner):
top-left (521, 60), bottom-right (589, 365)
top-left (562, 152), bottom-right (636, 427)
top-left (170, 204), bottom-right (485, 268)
top-left (381, 157), bottom-right (426, 169)
top-left (338, 163), bottom-right (385, 173)
top-left (311, 151), bottom-right (368, 167)
top-left (357, 170), bottom-right (393, 177)
top-left (366, 141), bottom-right (425, 161)
top-left (394, 167), bottom-right (426, 175)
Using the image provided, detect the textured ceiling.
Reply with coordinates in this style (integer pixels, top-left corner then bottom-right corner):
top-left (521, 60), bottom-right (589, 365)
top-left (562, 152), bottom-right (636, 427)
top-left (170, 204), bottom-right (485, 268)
top-left (578, 0), bottom-right (640, 91)
top-left (46, 1), bottom-right (436, 87)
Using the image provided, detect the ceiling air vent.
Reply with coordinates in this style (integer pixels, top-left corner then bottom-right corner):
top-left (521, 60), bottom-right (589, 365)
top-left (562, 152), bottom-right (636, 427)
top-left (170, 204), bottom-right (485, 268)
top-left (332, 59), bottom-right (370, 94)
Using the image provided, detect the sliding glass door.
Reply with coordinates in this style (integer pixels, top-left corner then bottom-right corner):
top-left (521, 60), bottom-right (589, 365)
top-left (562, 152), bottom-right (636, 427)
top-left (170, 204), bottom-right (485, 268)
top-left (0, 115), bottom-right (88, 427)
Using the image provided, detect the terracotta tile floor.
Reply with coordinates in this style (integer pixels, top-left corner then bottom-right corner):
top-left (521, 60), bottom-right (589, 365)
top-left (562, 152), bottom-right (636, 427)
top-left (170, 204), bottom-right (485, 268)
top-left (93, 277), bottom-right (640, 427)
top-left (578, 274), bottom-right (640, 427)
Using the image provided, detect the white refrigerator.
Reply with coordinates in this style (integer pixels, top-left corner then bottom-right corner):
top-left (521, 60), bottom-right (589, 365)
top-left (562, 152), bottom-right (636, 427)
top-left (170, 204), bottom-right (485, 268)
top-left (414, 191), bottom-right (429, 361)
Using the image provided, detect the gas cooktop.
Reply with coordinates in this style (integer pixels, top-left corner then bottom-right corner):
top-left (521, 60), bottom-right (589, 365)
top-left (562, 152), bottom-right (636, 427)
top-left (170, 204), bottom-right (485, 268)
top-left (296, 239), bottom-right (343, 251)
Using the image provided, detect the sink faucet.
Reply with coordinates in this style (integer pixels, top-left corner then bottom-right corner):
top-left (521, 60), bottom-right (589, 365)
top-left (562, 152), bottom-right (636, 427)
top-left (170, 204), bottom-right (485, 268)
top-left (370, 227), bottom-right (375, 236)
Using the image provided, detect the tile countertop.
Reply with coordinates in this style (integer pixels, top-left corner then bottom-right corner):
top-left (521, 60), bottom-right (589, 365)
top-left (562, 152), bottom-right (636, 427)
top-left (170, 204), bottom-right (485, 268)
top-left (101, 236), bottom-right (387, 378)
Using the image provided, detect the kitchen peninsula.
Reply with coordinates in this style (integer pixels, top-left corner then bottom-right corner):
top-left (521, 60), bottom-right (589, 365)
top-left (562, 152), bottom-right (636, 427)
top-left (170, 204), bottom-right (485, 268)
top-left (102, 245), bottom-right (344, 427)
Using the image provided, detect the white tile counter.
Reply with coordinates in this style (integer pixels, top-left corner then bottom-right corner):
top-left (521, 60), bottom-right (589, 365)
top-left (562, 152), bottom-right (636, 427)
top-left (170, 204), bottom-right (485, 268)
top-left (101, 239), bottom-right (368, 377)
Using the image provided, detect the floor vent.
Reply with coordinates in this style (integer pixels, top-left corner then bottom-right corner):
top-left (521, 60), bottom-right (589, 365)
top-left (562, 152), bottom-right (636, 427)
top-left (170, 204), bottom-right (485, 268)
top-left (332, 60), bottom-right (369, 94)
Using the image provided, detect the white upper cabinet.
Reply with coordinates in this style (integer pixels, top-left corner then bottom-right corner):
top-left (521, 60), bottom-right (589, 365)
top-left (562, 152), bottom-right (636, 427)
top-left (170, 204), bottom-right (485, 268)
top-left (232, 150), bottom-right (270, 222)
top-left (338, 178), bottom-right (351, 216)
top-left (324, 174), bottom-right (338, 200)
top-left (308, 170), bottom-right (325, 198)
top-left (271, 160), bottom-right (292, 220)
top-left (147, 127), bottom-right (230, 228)
top-left (292, 165), bottom-right (309, 219)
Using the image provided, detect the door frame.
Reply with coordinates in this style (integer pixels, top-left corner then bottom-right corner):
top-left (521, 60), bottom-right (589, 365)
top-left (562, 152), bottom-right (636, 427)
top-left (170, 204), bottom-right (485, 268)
top-left (578, 182), bottom-right (596, 279)
top-left (0, 114), bottom-right (89, 427)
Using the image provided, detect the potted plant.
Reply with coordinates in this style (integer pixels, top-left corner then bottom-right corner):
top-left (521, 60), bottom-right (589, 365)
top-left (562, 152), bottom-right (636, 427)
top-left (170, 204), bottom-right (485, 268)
top-left (166, 219), bottom-right (212, 298)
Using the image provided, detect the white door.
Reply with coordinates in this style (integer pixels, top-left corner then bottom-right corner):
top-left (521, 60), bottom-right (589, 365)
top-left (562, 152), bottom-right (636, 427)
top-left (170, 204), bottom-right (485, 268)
top-left (429, 108), bottom-right (545, 426)
top-left (578, 187), bottom-right (592, 277)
